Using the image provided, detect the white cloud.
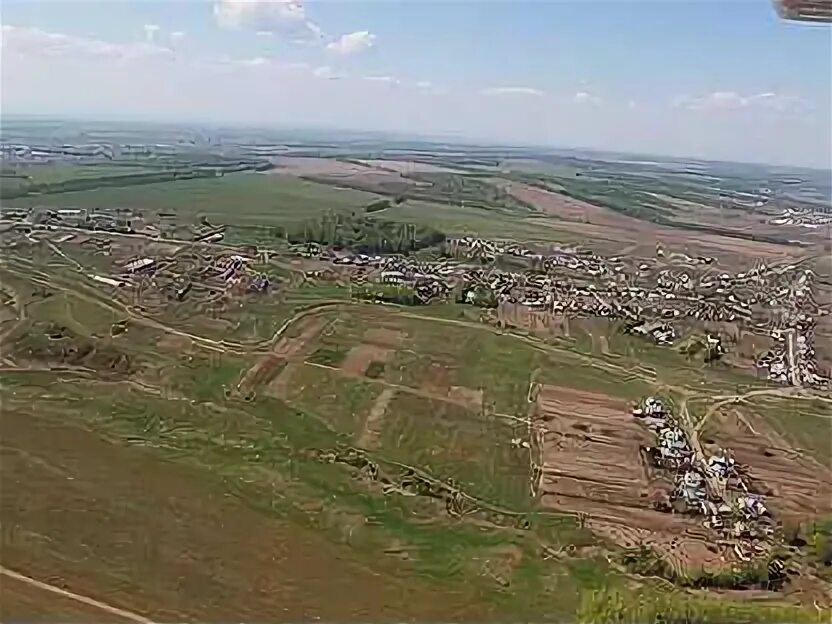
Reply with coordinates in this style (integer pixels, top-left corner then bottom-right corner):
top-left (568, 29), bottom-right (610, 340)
top-left (627, 99), bottom-right (637, 110)
top-left (214, 0), bottom-right (321, 40)
top-left (170, 31), bottom-right (186, 43)
top-left (481, 86), bottom-right (544, 97)
top-left (1, 24), bottom-right (172, 61)
top-left (574, 91), bottom-right (602, 105)
top-left (415, 80), bottom-right (432, 89)
top-left (700, 91), bottom-right (747, 110)
top-left (674, 91), bottom-right (806, 113)
top-left (326, 30), bottom-right (375, 55)
top-left (143, 24), bottom-right (160, 44)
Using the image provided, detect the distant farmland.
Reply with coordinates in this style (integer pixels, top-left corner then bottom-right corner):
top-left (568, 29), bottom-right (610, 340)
top-left (4, 173), bottom-right (382, 226)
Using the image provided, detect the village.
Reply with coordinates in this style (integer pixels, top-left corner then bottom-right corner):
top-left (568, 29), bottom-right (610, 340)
top-left (294, 234), bottom-right (829, 390)
top-left (3, 202), bottom-right (828, 390)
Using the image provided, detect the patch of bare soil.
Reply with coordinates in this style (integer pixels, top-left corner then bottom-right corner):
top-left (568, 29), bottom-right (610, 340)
top-left (340, 344), bottom-right (393, 376)
top-left (155, 334), bottom-right (193, 354)
top-left (591, 520), bottom-right (724, 575)
top-left (273, 317), bottom-right (327, 358)
top-left (708, 409), bottom-right (832, 520)
top-left (535, 384), bottom-right (729, 571)
top-left (238, 316), bottom-right (326, 392)
top-left (356, 387), bottom-right (397, 449)
top-left (476, 545), bottom-right (525, 588)
top-left (447, 386), bottom-right (483, 410)
top-left (419, 358), bottom-right (456, 396)
top-left (363, 327), bottom-right (404, 347)
top-left (266, 361), bottom-right (298, 399)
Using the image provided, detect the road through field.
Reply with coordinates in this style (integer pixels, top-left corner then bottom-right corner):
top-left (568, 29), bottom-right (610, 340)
top-left (0, 566), bottom-right (154, 623)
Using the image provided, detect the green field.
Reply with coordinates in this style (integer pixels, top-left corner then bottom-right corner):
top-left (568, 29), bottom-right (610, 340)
top-left (5, 171), bottom-right (583, 244)
top-left (6, 173), bottom-right (381, 227)
top-left (3, 162), bottom-right (156, 183)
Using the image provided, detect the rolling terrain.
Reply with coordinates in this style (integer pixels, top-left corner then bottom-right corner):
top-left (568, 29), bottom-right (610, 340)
top-left (1, 122), bottom-right (831, 622)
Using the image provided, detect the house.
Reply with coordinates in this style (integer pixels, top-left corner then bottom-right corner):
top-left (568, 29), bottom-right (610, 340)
top-left (124, 257), bottom-right (156, 273)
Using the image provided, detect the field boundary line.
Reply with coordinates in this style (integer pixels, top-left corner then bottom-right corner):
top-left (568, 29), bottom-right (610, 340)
top-left (0, 566), bottom-right (155, 623)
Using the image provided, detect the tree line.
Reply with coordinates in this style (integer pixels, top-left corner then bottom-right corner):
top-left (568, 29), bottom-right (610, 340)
top-left (276, 212), bottom-right (446, 255)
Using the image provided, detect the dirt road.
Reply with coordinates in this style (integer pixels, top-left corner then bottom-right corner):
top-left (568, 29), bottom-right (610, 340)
top-left (0, 566), bottom-right (153, 623)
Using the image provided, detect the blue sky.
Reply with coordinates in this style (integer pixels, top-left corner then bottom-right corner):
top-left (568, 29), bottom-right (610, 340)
top-left (2, 1), bottom-right (830, 167)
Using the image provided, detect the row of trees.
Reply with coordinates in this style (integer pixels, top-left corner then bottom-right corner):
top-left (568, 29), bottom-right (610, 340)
top-left (352, 284), bottom-right (421, 305)
top-left (1, 161), bottom-right (270, 199)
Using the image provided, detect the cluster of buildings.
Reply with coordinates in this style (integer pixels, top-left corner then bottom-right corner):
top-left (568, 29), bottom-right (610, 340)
top-left (769, 207), bottom-right (832, 229)
top-left (4, 207), bottom-right (137, 234)
top-left (757, 315), bottom-right (828, 387)
top-left (634, 397), bottom-right (775, 561)
top-left (82, 250), bottom-right (270, 301)
top-left (753, 265), bottom-right (828, 388)
top-left (88, 249), bottom-right (273, 309)
top-left (3, 206), bottom-right (227, 243)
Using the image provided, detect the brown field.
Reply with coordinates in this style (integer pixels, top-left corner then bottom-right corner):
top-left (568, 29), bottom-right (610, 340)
top-left (270, 156), bottom-right (428, 190)
top-left (357, 159), bottom-right (465, 174)
top-left (155, 334), bottom-right (193, 353)
top-left (448, 386), bottom-right (484, 410)
top-left (271, 156), bottom-right (376, 177)
top-left (363, 326), bottom-right (405, 347)
top-left (0, 410), bottom-right (484, 621)
top-left (535, 385), bottom-right (727, 571)
top-left (238, 315), bottom-right (326, 392)
top-left (266, 361), bottom-right (298, 399)
top-left (706, 408), bottom-right (832, 521)
top-left (340, 344), bottom-right (393, 376)
top-left (509, 183), bottom-right (804, 266)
